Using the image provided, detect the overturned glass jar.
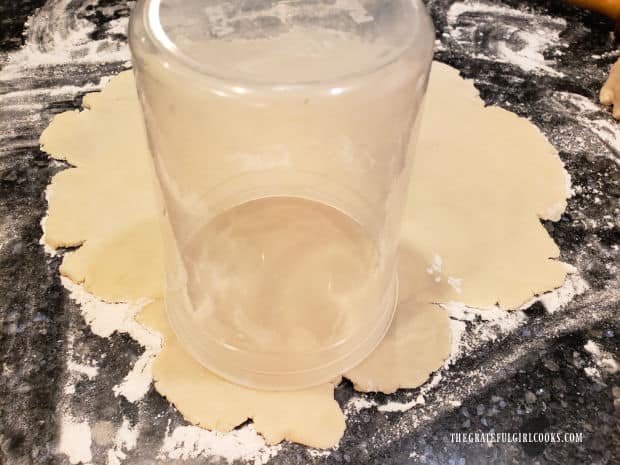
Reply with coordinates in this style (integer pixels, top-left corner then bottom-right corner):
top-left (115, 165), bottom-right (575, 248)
top-left (129, 0), bottom-right (434, 390)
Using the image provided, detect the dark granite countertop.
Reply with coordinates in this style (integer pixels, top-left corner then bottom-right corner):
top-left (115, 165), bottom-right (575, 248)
top-left (0, 1), bottom-right (618, 464)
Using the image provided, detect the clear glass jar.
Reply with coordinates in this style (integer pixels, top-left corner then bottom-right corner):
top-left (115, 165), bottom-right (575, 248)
top-left (129, 0), bottom-right (434, 390)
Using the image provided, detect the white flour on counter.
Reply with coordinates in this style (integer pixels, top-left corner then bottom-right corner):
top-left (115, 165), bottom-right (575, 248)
top-left (584, 340), bottom-right (619, 377)
top-left (58, 415), bottom-right (93, 465)
top-left (445, 0), bottom-right (567, 76)
top-left (1, 0), bottom-right (130, 78)
top-left (62, 278), bottom-right (161, 403)
top-left (159, 423), bottom-right (281, 465)
top-left (378, 373), bottom-right (444, 413)
top-left (106, 419), bottom-right (140, 465)
top-left (55, 317), bottom-right (96, 464)
top-left (66, 360), bottom-right (99, 380)
top-left (536, 272), bottom-right (590, 313)
top-left (0, 0), bottom-right (130, 154)
top-left (344, 396), bottom-right (377, 414)
top-left (551, 91), bottom-right (620, 165)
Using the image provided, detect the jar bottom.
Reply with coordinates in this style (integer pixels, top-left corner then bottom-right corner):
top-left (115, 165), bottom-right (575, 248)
top-left (166, 272), bottom-right (398, 390)
top-left (164, 196), bottom-right (398, 390)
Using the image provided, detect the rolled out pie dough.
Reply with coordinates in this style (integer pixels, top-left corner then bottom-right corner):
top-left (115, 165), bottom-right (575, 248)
top-left (40, 62), bottom-right (570, 448)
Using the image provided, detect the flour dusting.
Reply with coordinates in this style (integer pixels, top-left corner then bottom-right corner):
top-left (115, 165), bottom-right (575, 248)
top-left (426, 253), bottom-right (443, 275)
top-left (551, 91), bottom-right (620, 165)
top-left (445, 1), bottom-right (567, 76)
top-left (345, 396), bottom-right (377, 413)
top-left (379, 393), bottom-right (426, 413)
top-left (61, 278), bottom-right (162, 403)
top-left (378, 373), bottom-right (444, 413)
top-left (107, 419), bottom-right (140, 465)
top-left (159, 423), bottom-right (281, 465)
top-left (447, 276), bottom-right (463, 294)
top-left (537, 272), bottom-right (590, 313)
top-left (0, 0), bottom-right (130, 155)
top-left (584, 340), bottom-right (619, 375)
top-left (58, 416), bottom-right (93, 465)
top-left (2, 0), bottom-right (129, 79)
top-left (67, 360), bottom-right (99, 380)
top-left (426, 253), bottom-right (444, 283)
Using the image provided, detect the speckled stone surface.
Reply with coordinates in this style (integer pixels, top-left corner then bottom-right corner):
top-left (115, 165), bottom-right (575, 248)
top-left (0, 1), bottom-right (618, 464)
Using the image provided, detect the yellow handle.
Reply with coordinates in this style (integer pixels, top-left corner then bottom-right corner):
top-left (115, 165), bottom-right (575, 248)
top-left (566, 0), bottom-right (620, 21)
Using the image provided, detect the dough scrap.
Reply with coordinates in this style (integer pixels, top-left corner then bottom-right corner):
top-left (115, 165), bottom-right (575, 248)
top-left (40, 62), bottom-right (570, 448)
top-left (600, 57), bottom-right (620, 119)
